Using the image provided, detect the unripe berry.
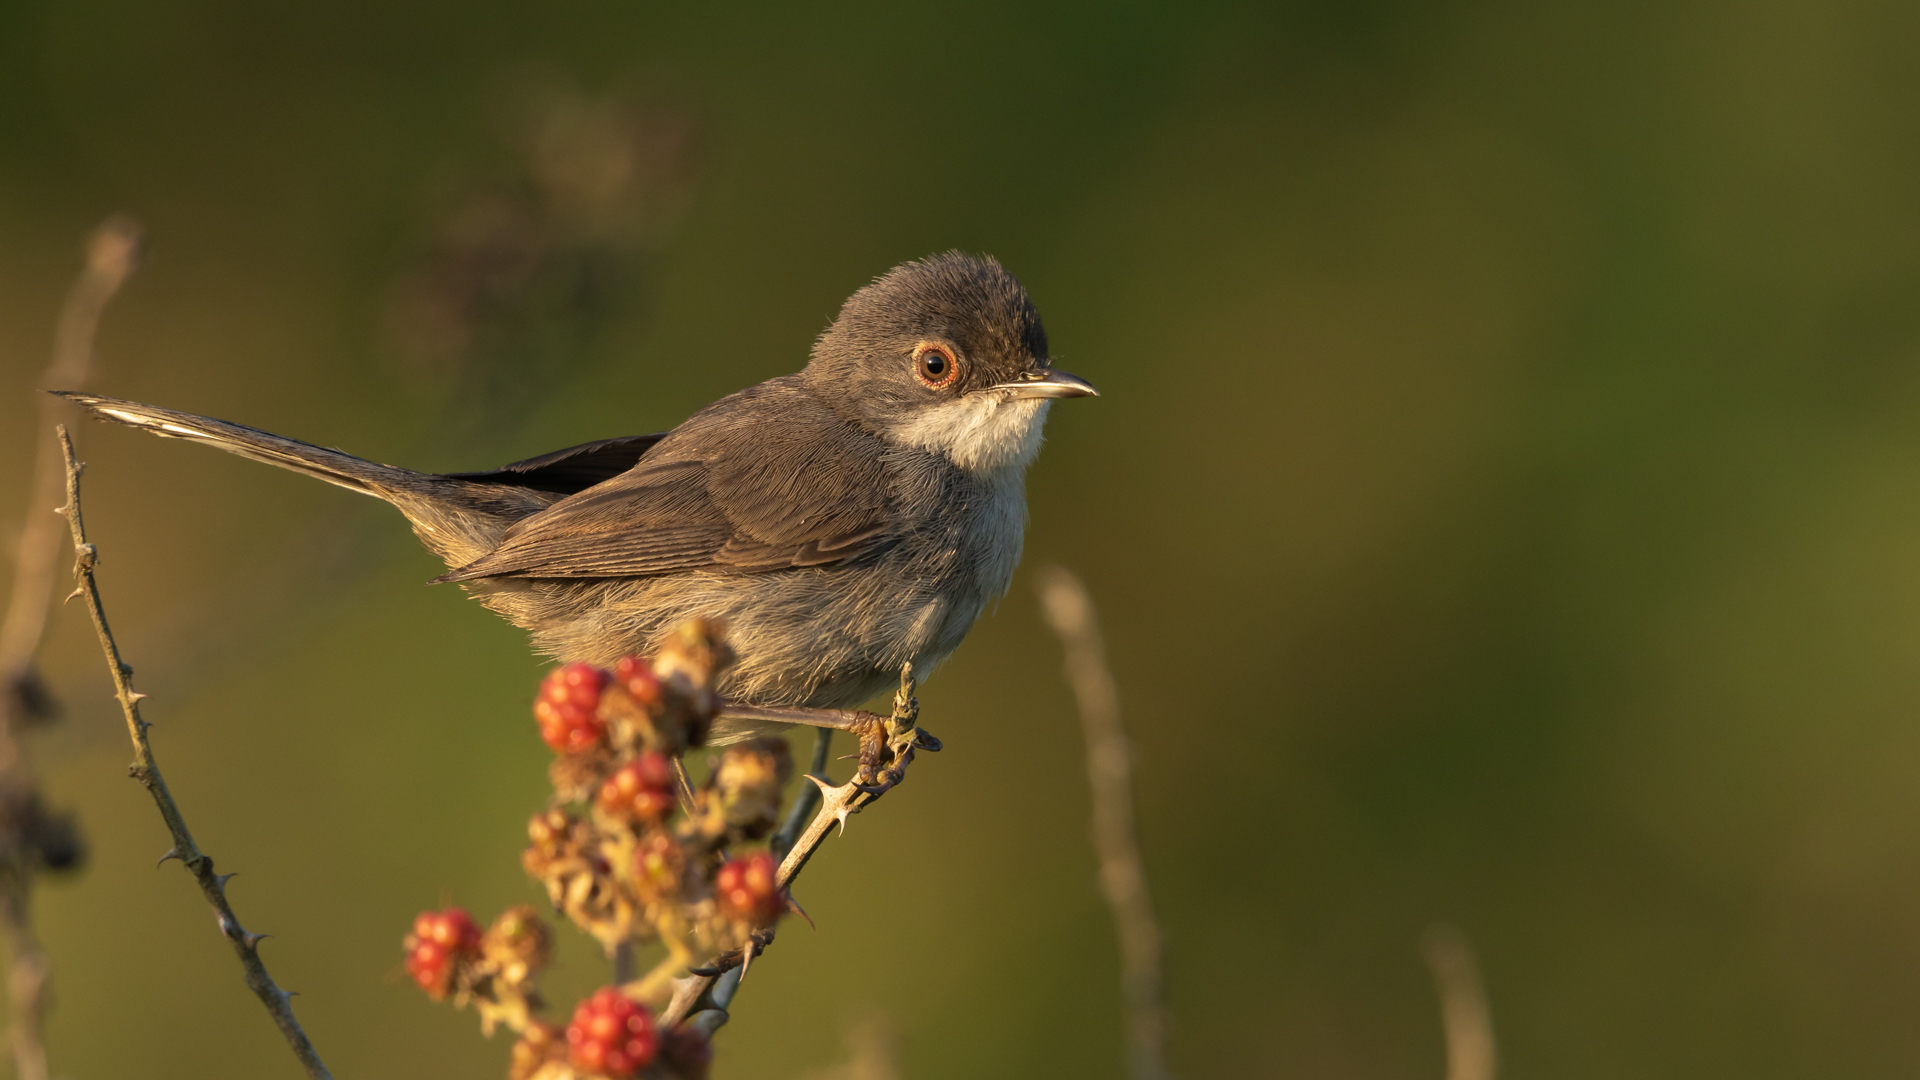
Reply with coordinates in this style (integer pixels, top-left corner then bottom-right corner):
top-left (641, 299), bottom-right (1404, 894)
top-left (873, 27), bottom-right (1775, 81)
top-left (632, 828), bottom-right (684, 903)
top-left (536, 663), bottom-right (607, 754)
top-left (402, 907), bottom-right (482, 999)
top-left (596, 752), bottom-right (677, 823)
top-left (714, 738), bottom-right (792, 834)
top-left (566, 987), bottom-right (658, 1078)
top-left (613, 655), bottom-right (662, 709)
top-left (509, 1021), bottom-right (565, 1080)
top-left (715, 851), bottom-right (781, 927)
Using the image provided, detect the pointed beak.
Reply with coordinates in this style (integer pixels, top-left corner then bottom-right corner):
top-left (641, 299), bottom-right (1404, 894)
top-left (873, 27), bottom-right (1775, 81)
top-left (985, 368), bottom-right (1100, 400)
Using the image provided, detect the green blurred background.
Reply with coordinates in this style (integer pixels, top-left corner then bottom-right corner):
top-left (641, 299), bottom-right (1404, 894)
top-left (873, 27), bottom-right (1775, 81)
top-left (5, 0), bottom-right (1920, 1076)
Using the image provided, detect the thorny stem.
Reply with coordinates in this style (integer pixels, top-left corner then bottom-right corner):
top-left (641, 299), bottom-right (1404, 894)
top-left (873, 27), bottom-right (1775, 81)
top-left (659, 668), bottom-right (932, 1032)
top-left (1036, 565), bottom-right (1170, 1080)
top-left (56, 426), bottom-right (334, 1080)
top-left (0, 216), bottom-right (142, 1080)
top-left (770, 727), bottom-right (833, 863)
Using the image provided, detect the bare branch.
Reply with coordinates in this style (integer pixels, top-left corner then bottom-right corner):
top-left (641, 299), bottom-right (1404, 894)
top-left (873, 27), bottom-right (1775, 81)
top-left (1422, 923), bottom-right (1497, 1080)
top-left (1035, 565), bottom-right (1169, 1080)
top-left (0, 216), bottom-right (141, 1080)
top-left (0, 215), bottom-right (143, 732)
top-left (55, 425), bottom-right (335, 1080)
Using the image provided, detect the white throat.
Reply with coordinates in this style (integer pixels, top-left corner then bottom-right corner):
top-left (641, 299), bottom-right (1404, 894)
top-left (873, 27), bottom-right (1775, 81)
top-left (890, 394), bottom-right (1052, 473)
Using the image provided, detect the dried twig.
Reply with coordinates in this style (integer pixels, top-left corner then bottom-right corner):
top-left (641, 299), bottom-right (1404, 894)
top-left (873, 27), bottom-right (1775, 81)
top-left (56, 426), bottom-right (335, 1080)
top-left (0, 216), bottom-right (141, 1080)
top-left (1422, 923), bottom-right (1496, 1080)
top-left (1035, 565), bottom-right (1169, 1080)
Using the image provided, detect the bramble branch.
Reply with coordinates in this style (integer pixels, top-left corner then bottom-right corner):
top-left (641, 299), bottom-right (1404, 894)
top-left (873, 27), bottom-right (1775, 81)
top-left (56, 426), bottom-right (334, 1080)
top-left (657, 666), bottom-right (937, 1035)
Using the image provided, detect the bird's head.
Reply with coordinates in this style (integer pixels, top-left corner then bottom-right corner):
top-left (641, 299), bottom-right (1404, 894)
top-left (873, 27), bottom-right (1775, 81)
top-left (804, 251), bottom-right (1096, 474)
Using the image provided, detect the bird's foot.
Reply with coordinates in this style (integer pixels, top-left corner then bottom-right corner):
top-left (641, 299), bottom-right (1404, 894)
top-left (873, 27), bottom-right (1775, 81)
top-left (850, 663), bottom-right (940, 795)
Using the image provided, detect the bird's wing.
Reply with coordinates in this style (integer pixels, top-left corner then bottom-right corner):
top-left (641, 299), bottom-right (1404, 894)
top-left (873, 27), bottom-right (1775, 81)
top-left (443, 434), bottom-right (668, 495)
top-left (433, 383), bottom-right (895, 581)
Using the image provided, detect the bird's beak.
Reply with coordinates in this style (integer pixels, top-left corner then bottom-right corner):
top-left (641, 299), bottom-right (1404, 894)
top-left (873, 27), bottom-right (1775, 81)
top-left (985, 368), bottom-right (1100, 400)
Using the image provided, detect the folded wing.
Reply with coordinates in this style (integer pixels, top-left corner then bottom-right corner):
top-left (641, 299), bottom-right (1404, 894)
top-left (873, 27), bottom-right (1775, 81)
top-left (435, 381), bottom-right (895, 581)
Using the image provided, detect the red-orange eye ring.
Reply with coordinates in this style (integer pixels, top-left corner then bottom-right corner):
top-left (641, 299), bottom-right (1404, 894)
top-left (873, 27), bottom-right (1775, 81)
top-left (913, 342), bottom-right (960, 390)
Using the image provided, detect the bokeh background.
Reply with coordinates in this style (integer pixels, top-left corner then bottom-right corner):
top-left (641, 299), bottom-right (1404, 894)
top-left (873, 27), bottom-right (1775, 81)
top-left (5, 0), bottom-right (1920, 1076)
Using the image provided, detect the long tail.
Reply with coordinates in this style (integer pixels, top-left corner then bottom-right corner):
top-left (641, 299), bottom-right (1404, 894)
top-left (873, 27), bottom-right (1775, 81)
top-left (55, 392), bottom-right (551, 567)
top-left (55, 392), bottom-right (418, 497)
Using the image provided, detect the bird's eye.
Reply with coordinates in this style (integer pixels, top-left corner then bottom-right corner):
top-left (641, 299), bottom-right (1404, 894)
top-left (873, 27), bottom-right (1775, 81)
top-left (913, 343), bottom-right (960, 390)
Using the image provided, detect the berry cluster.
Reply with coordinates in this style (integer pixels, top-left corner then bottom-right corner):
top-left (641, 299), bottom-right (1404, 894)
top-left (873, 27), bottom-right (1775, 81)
top-left (714, 852), bottom-right (781, 927)
top-left (596, 753), bottom-right (676, 824)
top-left (405, 620), bottom-right (781, 1080)
top-left (536, 663), bottom-right (607, 754)
top-left (566, 988), bottom-right (658, 1077)
top-left (404, 907), bottom-right (481, 998)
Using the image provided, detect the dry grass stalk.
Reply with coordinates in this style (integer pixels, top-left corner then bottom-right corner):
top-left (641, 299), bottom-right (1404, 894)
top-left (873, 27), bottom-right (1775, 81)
top-left (1035, 565), bottom-right (1170, 1080)
top-left (0, 216), bottom-right (142, 1080)
top-left (1422, 923), bottom-right (1497, 1080)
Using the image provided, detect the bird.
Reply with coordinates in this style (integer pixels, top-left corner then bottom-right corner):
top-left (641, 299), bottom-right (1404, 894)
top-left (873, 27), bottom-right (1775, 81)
top-left (59, 251), bottom-right (1095, 742)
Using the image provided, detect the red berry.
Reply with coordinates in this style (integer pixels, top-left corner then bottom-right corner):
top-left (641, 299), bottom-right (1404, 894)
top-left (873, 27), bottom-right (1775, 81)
top-left (715, 851), bottom-right (781, 926)
top-left (613, 655), bottom-right (662, 708)
top-left (566, 987), bottom-right (658, 1078)
top-left (402, 907), bottom-right (482, 998)
top-left (596, 752), bottom-right (678, 823)
top-left (536, 663), bottom-right (607, 753)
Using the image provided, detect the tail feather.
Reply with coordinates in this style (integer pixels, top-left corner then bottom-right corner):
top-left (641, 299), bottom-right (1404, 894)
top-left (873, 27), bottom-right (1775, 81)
top-left (54, 392), bottom-right (410, 497)
top-left (55, 391), bottom-right (555, 568)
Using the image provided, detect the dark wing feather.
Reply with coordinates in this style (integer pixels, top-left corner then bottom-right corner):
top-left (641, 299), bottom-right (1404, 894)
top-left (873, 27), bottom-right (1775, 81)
top-left (434, 379), bottom-right (895, 582)
top-left (444, 434), bottom-right (667, 494)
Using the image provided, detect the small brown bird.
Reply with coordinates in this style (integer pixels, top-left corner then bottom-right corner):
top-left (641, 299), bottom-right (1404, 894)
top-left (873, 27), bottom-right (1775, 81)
top-left (63, 252), bottom-right (1095, 739)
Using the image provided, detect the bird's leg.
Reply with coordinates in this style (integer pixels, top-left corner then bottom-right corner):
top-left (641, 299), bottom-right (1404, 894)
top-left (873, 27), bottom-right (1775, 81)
top-left (713, 701), bottom-right (877, 732)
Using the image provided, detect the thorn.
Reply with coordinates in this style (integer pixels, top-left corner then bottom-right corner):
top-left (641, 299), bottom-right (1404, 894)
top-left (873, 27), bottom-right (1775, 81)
top-left (803, 773), bottom-right (835, 794)
top-left (833, 806), bottom-right (852, 836)
top-left (61, 586), bottom-right (85, 605)
top-left (785, 893), bottom-right (815, 930)
top-left (737, 940), bottom-right (754, 984)
top-left (242, 931), bottom-right (271, 951)
top-left (127, 692), bottom-right (147, 705)
top-left (156, 847), bottom-right (181, 868)
top-left (215, 872), bottom-right (238, 893)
